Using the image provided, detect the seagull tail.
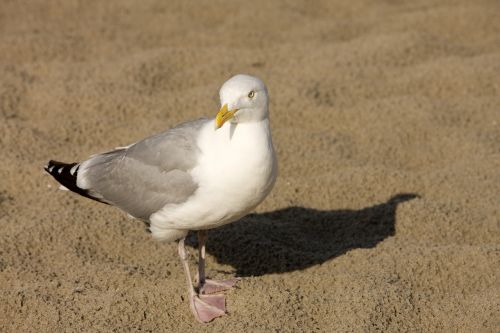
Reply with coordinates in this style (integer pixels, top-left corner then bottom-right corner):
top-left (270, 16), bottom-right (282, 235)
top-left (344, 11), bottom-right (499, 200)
top-left (44, 160), bottom-right (109, 205)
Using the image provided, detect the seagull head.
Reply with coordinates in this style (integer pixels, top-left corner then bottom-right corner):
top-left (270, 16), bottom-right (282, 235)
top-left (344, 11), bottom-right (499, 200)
top-left (215, 74), bottom-right (269, 129)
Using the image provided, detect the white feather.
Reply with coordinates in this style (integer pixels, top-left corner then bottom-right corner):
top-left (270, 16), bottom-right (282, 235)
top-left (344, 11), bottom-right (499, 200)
top-left (70, 164), bottom-right (79, 175)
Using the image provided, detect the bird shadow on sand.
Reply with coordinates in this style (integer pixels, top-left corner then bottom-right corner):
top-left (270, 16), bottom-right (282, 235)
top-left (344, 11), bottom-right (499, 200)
top-left (186, 193), bottom-right (418, 277)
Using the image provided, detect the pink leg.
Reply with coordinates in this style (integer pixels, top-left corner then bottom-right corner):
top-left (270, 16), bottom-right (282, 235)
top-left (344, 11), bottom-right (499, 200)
top-left (197, 230), bottom-right (240, 295)
top-left (178, 237), bottom-right (226, 323)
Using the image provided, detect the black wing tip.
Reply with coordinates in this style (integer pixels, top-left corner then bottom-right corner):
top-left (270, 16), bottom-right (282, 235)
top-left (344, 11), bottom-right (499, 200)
top-left (44, 159), bottom-right (109, 205)
top-left (44, 159), bottom-right (79, 184)
top-left (44, 160), bottom-right (56, 173)
top-left (44, 160), bottom-right (73, 173)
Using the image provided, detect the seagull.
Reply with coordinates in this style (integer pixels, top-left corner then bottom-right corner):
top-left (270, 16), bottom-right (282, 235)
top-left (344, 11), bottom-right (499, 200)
top-left (44, 74), bottom-right (278, 323)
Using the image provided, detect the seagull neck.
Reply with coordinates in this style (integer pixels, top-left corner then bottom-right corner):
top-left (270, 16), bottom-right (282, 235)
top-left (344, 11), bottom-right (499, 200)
top-left (228, 118), bottom-right (271, 140)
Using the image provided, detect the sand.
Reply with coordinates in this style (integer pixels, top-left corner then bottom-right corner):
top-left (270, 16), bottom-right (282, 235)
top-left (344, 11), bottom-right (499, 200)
top-left (1, 0), bottom-right (499, 331)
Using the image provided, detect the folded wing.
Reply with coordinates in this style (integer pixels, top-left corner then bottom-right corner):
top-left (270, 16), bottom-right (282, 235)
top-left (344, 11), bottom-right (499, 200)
top-left (76, 118), bottom-right (208, 220)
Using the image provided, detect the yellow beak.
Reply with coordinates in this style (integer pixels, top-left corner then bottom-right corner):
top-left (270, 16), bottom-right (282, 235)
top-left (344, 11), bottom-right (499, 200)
top-left (215, 104), bottom-right (238, 129)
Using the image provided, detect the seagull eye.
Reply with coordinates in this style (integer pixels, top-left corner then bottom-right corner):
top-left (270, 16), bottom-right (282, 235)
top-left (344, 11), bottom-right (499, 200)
top-left (248, 91), bottom-right (255, 98)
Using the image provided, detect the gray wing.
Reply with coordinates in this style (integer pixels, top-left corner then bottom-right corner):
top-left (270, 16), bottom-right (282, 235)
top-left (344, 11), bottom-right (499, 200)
top-left (76, 118), bottom-right (209, 220)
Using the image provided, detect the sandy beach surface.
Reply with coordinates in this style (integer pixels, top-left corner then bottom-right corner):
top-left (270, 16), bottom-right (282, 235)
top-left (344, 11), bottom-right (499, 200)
top-left (1, 0), bottom-right (499, 331)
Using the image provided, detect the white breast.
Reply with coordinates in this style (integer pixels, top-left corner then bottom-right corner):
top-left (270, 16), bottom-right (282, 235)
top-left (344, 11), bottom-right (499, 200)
top-left (150, 119), bottom-right (277, 230)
